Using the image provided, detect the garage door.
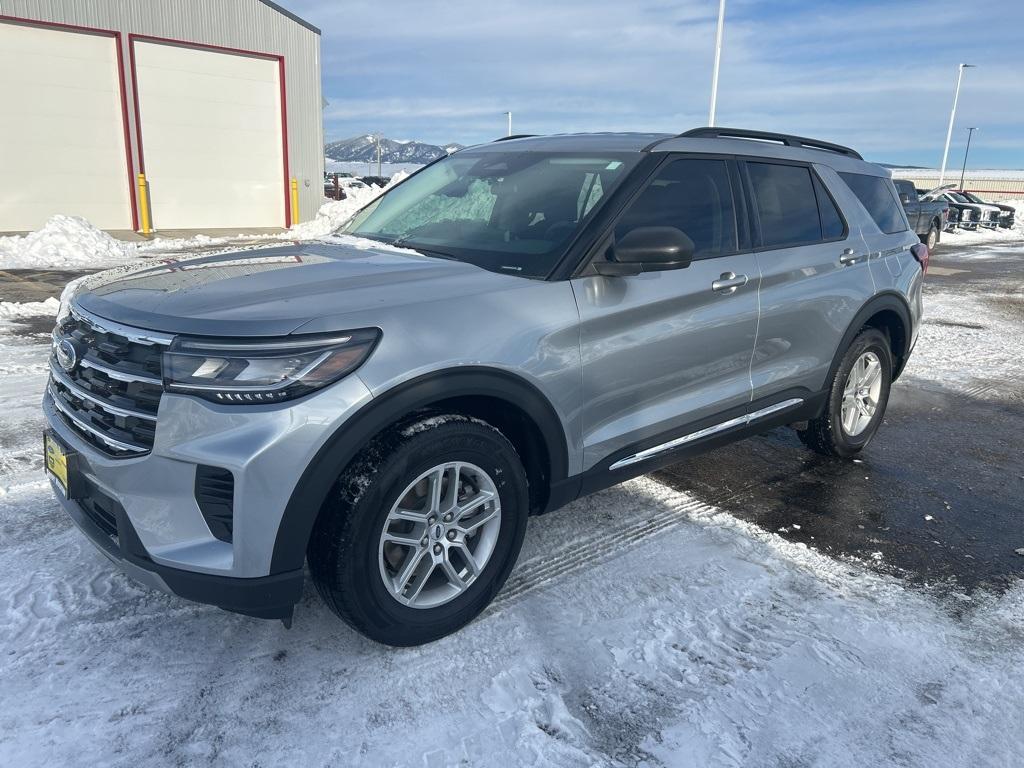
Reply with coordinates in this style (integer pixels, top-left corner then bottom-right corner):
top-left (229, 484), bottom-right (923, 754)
top-left (133, 41), bottom-right (286, 229)
top-left (0, 22), bottom-right (132, 232)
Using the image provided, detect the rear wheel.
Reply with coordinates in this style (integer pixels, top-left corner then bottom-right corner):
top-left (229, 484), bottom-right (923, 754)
top-left (923, 222), bottom-right (939, 251)
top-left (798, 328), bottom-right (892, 458)
top-left (308, 415), bottom-right (529, 646)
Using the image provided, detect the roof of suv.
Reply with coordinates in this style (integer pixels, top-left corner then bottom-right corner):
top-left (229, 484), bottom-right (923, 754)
top-left (463, 129), bottom-right (885, 176)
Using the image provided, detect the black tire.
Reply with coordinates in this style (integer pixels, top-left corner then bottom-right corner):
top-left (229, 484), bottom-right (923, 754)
top-left (308, 414), bottom-right (529, 646)
top-left (922, 222), bottom-right (939, 251)
top-left (798, 328), bottom-right (893, 458)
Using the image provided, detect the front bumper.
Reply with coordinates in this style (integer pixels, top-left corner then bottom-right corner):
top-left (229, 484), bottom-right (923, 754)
top-left (43, 371), bottom-right (374, 617)
top-left (52, 475), bottom-right (304, 620)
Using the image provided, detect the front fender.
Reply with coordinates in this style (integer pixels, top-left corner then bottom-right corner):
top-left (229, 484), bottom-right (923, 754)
top-left (268, 366), bottom-right (570, 573)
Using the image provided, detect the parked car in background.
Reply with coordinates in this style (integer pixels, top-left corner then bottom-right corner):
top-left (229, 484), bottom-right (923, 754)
top-left (324, 176), bottom-right (370, 200)
top-left (893, 179), bottom-right (947, 250)
top-left (955, 190), bottom-right (1016, 229)
top-left (922, 188), bottom-right (997, 230)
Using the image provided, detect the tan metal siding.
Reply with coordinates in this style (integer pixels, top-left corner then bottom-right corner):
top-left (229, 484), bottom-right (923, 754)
top-left (3, 0), bottom-right (323, 224)
top-left (890, 175), bottom-right (1024, 202)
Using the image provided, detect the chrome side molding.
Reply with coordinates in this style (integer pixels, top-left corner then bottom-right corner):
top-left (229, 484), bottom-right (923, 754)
top-left (608, 398), bottom-right (804, 470)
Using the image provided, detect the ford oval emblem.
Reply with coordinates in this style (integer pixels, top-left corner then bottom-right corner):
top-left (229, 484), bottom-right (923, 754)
top-left (56, 338), bottom-right (79, 373)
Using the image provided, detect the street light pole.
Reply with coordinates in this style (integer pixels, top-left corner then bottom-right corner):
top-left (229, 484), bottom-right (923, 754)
top-left (708, 0), bottom-right (726, 126)
top-left (938, 63), bottom-right (974, 186)
top-left (958, 127), bottom-right (978, 192)
top-left (505, 111), bottom-right (512, 137)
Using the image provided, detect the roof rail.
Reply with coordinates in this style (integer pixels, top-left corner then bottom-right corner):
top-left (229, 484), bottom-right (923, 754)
top-left (678, 127), bottom-right (863, 160)
top-left (493, 134), bottom-right (538, 142)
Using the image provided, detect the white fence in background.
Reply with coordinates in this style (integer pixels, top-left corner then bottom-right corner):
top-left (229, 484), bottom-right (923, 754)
top-left (890, 170), bottom-right (1024, 201)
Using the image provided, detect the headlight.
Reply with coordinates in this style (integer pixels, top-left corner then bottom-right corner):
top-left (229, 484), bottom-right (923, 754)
top-left (163, 329), bottom-right (380, 404)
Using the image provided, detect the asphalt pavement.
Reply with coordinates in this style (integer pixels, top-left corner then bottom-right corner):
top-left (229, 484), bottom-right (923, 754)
top-left (658, 241), bottom-right (1024, 592)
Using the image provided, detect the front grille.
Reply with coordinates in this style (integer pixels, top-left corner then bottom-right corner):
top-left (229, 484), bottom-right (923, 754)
top-left (48, 306), bottom-right (171, 458)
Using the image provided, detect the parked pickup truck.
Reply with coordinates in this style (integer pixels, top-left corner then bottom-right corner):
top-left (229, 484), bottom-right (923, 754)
top-left (956, 190), bottom-right (1016, 229)
top-left (894, 179), bottom-right (947, 250)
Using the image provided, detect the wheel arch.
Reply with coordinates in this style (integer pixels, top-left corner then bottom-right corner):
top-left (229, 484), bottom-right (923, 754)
top-left (827, 292), bottom-right (913, 387)
top-left (269, 367), bottom-right (570, 573)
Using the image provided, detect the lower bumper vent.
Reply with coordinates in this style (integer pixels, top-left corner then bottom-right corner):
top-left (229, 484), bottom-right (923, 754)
top-left (195, 465), bottom-right (234, 542)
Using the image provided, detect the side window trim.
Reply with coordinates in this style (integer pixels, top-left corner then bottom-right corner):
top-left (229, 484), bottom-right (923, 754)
top-left (810, 168), bottom-right (850, 243)
top-left (739, 157), bottom-right (848, 251)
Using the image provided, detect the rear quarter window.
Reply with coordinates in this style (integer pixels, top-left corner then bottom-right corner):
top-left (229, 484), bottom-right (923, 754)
top-left (839, 172), bottom-right (908, 234)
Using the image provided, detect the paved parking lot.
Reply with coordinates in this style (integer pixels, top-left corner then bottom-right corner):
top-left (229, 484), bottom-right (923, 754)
top-left (658, 242), bottom-right (1024, 591)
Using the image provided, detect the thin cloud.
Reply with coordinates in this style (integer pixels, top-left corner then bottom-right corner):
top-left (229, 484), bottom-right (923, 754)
top-left (285, 0), bottom-right (1023, 167)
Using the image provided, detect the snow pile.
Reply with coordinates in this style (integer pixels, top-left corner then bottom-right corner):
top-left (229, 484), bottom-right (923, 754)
top-left (0, 173), bottom-right (410, 271)
top-left (288, 172), bottom-right (407, 240)
top-left (0, 215), bottom-right (135, 270)
top-left (0, 298), bottom-right (59, 320)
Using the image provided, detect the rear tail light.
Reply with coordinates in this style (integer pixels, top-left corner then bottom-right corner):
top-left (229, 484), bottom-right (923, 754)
top-left (910, 242), bottom-right (929, 275)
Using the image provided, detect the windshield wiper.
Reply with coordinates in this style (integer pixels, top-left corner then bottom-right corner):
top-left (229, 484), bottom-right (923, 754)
top-left (391, 234), bottom-right (458, 262)
top-left (406, 245), bottom-right (458, 261)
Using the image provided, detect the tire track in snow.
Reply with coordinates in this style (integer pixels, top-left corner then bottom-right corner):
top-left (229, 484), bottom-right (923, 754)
top-left (493, 482), bottom-right (728, 610)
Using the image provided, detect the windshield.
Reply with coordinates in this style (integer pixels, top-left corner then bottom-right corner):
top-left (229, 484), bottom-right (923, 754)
top-left (341, 150), bottom-right (640, 278)
top-left (959, 192), bottom-right (983, 203)
top-left (949, 192), bottom-right (971, 203)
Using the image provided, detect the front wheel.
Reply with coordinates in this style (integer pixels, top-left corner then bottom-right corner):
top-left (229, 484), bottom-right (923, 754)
top-left (798, 328), bottom-right (892, 458)
top-left (308, 415), bottom-right (529, 646)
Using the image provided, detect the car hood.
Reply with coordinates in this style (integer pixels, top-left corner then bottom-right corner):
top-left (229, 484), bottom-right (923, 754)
top-left (73, 237), bottom-right (525, 337)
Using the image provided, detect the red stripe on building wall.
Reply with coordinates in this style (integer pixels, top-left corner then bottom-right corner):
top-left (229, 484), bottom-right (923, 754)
top-left (279, 57), bottom-right (292, 228)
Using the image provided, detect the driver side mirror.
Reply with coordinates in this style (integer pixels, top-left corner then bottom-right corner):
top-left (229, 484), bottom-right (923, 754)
top-left (899, 193), bottom-right (911, 204)
top-left (595, 226), bottom-right (695, 276)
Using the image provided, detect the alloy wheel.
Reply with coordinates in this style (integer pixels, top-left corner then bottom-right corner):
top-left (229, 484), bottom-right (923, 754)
top-left (841, 351), bottom-right (882, 437)
top-left (378, 462), bottom-right (501, 609)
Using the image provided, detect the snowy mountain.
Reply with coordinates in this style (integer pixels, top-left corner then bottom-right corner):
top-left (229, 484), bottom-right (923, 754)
top-left (325, 135), bottom-right (463, 164)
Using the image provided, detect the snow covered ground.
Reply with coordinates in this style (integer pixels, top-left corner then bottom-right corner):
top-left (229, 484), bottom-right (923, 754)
top-left (0, 238), bottom-right (1021, 766)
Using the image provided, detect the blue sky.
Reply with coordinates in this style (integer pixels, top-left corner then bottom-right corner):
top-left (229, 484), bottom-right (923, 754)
top-left (282, 0), bottom-right (1024, 168)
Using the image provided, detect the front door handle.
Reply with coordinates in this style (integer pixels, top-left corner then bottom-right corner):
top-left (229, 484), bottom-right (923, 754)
top-left (839, 248), bottom-right (862, 266)
top-left (712, 272), bottom-right (748, 294)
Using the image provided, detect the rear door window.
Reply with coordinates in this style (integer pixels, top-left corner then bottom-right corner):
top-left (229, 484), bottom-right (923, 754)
top-left (839, 172), bottom-right (908, 234)
top-left (614, 158), bottom-right (738, 260)
top-left (747, 162), bottom-right (823, 248)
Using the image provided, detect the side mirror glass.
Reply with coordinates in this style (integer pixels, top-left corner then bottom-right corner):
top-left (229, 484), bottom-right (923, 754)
top-left (611, 226), bottom-right (695, 272)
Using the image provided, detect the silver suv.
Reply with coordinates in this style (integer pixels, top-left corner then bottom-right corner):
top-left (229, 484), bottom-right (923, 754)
top-left (44, 128), bottom-right (925, 645)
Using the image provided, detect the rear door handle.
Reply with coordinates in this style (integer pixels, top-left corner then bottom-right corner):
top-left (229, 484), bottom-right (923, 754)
top-left (712, 272), bottom-right (748, 294)
top-left (839, 248), bottom-right (862, 266)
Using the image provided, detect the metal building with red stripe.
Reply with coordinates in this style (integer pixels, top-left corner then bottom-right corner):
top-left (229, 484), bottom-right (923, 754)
top-left (0, 0), bottom-right (322, 233)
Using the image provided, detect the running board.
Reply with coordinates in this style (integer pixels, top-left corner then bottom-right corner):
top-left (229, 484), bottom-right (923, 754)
top-left (608, 398), bottom-right (804, 470)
